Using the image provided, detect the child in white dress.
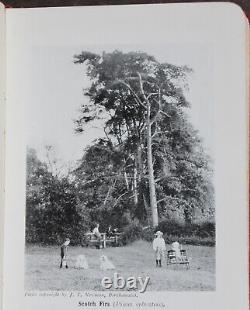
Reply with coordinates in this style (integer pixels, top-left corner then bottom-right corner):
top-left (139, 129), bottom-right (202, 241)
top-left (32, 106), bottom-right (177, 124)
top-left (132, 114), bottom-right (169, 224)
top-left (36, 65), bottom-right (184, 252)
top-left (171, 241), bottom-right (181, 260)
top-left (152, 231), bottom-right (166, 267)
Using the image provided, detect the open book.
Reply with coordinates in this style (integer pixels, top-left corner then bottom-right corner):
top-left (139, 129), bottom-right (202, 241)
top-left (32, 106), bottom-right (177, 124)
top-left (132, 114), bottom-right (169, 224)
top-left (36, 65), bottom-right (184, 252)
top-left (0, 2), bottom-right (249, 310)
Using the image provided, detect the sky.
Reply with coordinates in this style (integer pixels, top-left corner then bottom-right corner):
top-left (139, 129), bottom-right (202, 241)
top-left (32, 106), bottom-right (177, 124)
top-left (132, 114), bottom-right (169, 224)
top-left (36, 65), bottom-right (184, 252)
top-left (26, 44), bottom-right (214, 167)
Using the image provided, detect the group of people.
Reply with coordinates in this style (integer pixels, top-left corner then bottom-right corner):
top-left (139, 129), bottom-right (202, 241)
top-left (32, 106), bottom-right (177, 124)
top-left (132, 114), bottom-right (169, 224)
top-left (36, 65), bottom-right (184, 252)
top-left (92, 223), bottom-right (119, 249)
top-left (60, 224), bottom-right (119, 267)
top-left (60, 228), bottom-right (182, 269)
top-left (93, 223), bottom-right (118, 238)
top-left (106, 225), bottom-right (118, 237)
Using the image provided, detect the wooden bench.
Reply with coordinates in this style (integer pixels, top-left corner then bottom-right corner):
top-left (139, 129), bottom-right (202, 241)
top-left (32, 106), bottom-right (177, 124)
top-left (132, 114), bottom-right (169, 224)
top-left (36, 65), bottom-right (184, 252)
top-left (83, 232), bottom-right (122, 248)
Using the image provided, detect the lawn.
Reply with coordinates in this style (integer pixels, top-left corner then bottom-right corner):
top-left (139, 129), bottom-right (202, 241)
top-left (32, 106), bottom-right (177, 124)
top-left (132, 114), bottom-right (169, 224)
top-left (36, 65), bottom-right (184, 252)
top-left (25, 240), bottom-right (215, 291)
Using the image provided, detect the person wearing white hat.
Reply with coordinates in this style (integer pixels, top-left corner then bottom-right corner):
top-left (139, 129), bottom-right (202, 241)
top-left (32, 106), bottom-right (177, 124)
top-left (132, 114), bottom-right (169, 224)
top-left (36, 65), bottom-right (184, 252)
top-left (152, 231), bottom-right (166, 267)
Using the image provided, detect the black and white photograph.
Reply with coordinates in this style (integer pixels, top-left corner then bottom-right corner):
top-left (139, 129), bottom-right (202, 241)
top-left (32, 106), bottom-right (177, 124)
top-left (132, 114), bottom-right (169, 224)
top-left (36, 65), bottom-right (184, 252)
top-left (24, 44), bottom-right (215, 291)
top-left (1, 3), bottom-right (248, 310)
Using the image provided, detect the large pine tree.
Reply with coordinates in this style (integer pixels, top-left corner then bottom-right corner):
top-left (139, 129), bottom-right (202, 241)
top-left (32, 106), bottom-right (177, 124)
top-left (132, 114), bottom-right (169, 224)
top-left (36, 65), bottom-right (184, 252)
top-left (74, 50), bottom-right (214, 227)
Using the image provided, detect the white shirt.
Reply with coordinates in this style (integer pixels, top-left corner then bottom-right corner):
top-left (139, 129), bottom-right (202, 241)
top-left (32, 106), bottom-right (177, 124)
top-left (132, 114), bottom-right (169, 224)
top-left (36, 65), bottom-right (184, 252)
top-left (93, 227), bottom-right (100, 236)
top-left (153, 237), bottom-right (166, 251)
top-left (171, 241), bottom-right (181, 258)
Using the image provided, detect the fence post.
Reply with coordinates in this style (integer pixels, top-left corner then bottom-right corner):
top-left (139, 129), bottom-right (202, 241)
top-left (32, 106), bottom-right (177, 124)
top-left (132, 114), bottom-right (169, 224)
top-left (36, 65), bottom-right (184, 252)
top-left (103, 233), bottom-right (106, 248)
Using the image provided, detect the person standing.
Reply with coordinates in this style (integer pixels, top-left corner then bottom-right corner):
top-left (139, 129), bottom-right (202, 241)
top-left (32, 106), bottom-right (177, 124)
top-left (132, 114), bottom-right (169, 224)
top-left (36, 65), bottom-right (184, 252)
top-left (93, 223), bottom-right (102, 249)
top-left (60, 238), bottom-right (70, 268)
top-left (152, 231), bottom-right (166, 267)
top-left (106, 225), bottom-right (113, 238)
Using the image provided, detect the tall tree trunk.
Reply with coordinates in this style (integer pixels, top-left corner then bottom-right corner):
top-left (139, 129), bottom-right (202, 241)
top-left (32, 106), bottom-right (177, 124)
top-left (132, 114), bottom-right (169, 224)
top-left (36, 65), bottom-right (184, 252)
top-left (143, 193), bottom-right (150, 224)
top-left (123, 157), bottom-right (129, 191)
top-left (136, 143), bottom-right (148, 221)
top-left (133, 163), bottom-right (138, 205)
top-left (124, 171), bottom-right (129, 191)
top-left (147, 104), bottom-right (159, 227)
top-left (137, 145), bottom-right (143, 180)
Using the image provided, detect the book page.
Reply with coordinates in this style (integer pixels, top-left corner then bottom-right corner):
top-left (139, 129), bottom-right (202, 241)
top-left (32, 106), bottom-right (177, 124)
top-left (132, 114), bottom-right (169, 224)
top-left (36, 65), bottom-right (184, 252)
top-left (4, 3), bottom-right (249, 310)
top-left (0, 3), bottom-right (5, 310)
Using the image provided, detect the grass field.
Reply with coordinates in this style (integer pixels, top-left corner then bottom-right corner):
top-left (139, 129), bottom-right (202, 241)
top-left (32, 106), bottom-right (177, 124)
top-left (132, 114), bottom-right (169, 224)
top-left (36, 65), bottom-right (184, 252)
top-left (25, 240), bottom-right (215, 291)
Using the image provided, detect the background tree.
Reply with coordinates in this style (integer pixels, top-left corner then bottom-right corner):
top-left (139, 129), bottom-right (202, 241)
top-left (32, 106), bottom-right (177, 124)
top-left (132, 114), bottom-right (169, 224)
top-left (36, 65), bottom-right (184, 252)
top-left (74, 50), bottom-right (197, 227)
top-left (74, 50), bottom-right (214, 227)
top-left (26, 147), bottom-right (89, 244)
top-left (73, 139), bottom-right (136, 229)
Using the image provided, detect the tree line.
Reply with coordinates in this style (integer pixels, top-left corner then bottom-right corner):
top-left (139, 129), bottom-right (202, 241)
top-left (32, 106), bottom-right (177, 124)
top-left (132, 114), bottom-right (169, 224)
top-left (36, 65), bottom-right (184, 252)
top-left (26, 50), bottom-right (214, 245)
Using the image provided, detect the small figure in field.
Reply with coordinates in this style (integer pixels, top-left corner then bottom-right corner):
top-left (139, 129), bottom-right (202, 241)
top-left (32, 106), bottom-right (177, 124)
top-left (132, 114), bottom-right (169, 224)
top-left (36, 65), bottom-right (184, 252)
top-left (106, 225), bottom-right (114, 238)
top-left (60, 238), bottom-right (70, 269)
top-left (171, 241), bottom-right (182, 260)
top-left (93, 223), bottom-right (102, 249)
top-left (153, 231), bottom-right (166, 267)
top-left (75, 255), bottom-right (89, 269)
top-left (100, 255), bottom-right (115, 270)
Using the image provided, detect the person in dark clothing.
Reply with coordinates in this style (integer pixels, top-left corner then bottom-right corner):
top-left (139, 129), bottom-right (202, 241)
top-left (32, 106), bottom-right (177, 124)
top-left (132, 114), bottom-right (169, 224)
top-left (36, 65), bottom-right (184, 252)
top-left (106, 225), bottom-right (114, 238)
top-left (60, 238), bottom-right (70, 268)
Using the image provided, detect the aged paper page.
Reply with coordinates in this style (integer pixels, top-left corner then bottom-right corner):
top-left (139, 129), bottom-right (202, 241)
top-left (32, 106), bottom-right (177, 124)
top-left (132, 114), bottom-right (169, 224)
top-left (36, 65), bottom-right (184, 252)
top-left (0, 3), bottom-right (5, 310)
top-left (4, 3), bottom-right (249, 310)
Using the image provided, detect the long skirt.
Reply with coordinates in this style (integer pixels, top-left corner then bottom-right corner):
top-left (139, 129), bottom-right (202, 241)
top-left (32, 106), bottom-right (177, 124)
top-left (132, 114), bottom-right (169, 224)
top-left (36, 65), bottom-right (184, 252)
top-left (155, 249), bottom-right (165, 260)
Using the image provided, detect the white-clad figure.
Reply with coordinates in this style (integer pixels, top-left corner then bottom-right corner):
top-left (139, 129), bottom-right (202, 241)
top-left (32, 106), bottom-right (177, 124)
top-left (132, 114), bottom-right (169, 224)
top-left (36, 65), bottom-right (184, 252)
top-left (152, 231), bottom-right (166, 267)
top-left (100, 255), bottom-right (115, 270)
top-left (75, 255), bottom-right (89, 269)
top-left (171, 241), bottom-right (181, 260)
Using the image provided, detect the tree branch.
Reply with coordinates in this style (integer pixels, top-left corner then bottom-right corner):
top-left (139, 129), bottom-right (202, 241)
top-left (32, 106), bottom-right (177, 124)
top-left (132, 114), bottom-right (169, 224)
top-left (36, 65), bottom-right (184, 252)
top-left (157, 195), bottom-right (189, 205)
top-left (113, 79), bottom-right (147, 110)
top-left (159, 110), bottom-right (171, 118)
top-left (103, 179), bottom-right (117, 206)
top-left (155, 175), bottom-right (166, 183)
top-left (152, 98), bottom-right (171, 118)
top-left (146, 92), bottom-right (158, 100)
top-left (112, 191), bottom-right (128, 208)
top-left (152, 130), bottom-right (168, 138)
top-left (137, 72), bottom-right (148, 105)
